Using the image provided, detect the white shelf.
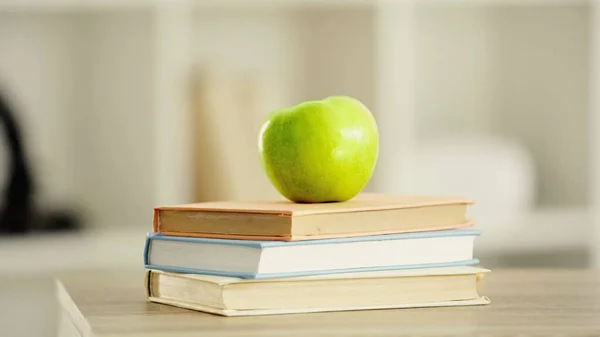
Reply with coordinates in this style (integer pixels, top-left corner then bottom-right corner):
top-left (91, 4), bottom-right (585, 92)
top-left (0, 230), bottom-right (146, 276)
top-left (476, 207), bottom-right (591, 255)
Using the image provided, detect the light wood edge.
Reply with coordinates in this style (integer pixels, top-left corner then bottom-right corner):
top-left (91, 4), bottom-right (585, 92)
top-left (58, 307), bottom-right (83, 337)
top-left (56, 280), bottom-right (95, 337)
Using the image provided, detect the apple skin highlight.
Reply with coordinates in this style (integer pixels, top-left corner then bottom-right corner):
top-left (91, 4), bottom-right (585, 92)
top-left (258, 96), bottom-right (379, 203)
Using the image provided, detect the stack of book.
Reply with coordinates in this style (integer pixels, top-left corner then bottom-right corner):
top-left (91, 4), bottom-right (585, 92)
top-left (143, 193), bottom-right (490, 316)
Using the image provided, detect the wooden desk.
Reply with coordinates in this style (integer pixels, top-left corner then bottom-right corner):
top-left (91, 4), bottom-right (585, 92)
top-left (57, 269), bottom-right (600, 337)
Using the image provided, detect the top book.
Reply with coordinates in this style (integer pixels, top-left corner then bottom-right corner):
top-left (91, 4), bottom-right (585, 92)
top-left (153, 193), bottom-right (474, 241)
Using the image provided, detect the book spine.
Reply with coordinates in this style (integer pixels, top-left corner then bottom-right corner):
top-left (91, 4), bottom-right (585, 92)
top-left (152, 208), bottom-right (160, 233)
top-left (144, 270), bottom-right (152, 299)
top-left (143, 234), bottom-right (152, 266)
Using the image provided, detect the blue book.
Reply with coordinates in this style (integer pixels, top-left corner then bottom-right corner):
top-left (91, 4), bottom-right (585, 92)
top-left (144, 229), bottom-right (480, 279)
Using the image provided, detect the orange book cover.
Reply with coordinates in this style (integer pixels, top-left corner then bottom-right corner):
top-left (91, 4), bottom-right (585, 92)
top-left (152, 193), bottom-right (474, 241)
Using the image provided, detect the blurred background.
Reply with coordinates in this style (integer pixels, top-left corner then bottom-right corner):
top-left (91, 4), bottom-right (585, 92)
top-left (0, 0), bottom-right (599, 336)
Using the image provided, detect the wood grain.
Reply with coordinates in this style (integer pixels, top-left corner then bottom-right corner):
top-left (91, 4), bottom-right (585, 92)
top-left (57, 269), bottom-right (600, 337)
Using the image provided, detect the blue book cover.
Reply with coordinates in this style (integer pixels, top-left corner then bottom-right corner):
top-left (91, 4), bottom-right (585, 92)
top-left (144, 228), bottom-right (481, 279)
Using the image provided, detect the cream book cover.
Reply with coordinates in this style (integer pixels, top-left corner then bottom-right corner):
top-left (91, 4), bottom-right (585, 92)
top-left (145, 266), bottom-right (490, 317)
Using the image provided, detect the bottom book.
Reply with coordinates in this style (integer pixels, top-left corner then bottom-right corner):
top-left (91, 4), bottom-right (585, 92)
top-left (145, 266), bottom-right (491, 317)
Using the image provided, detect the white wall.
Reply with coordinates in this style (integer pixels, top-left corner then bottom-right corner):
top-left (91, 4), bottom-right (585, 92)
top-left (0, 13), bottom-right (78, 207)
top-left (189, 7), bottom-right (298, 201)
top-left (415, 5), bottom-right (495, 137)
top-left (294, 7), bottom-right (375, 109)
top-left (0, 4), bottom-right (590, 230)
top-left (0, 11), bottom-right (156, 229)
top-left (71, 12), bottom-right (155, 229)
top-left (487, 5), bottom-right (589, 206)
top-left (412, 4), bottom-right (589, 208)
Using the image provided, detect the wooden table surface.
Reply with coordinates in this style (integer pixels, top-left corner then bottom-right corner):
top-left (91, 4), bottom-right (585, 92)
top-left (57, 269), bottom-right (600, 337)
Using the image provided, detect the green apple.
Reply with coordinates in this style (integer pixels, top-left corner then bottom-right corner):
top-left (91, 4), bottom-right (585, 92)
top-left (258, 96), bottom-right (379, 203)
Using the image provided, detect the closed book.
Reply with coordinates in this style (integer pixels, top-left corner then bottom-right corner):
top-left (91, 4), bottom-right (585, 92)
top-left (153, 193), bottom-right (474, 241)
top-left (145, 266), bottom-right (491, 317)
top-left (144, 228), bottom-right (480, 279)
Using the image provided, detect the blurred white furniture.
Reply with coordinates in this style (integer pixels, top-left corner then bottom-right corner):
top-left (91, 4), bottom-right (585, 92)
top-left (414, 135), bottom-right (536, 227)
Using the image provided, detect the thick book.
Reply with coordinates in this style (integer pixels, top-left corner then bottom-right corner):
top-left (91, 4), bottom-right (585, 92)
top-left (145, 266), bottom-right (491, 317)
top-left (144, 228), bottom-right (480, 279)
top-left (153, 193), bottom-right (474, 241)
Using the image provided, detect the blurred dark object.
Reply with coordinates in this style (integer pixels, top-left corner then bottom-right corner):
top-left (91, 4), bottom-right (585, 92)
top-left (42, 209), bottom-right (81, 232)
top-left (0, 91), bottom-right (34, 234)
top-left (0, 90), bottom-right (81, 235)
